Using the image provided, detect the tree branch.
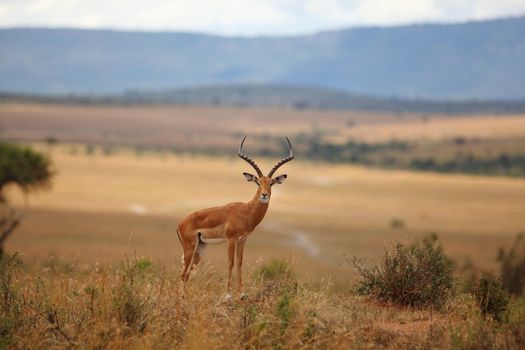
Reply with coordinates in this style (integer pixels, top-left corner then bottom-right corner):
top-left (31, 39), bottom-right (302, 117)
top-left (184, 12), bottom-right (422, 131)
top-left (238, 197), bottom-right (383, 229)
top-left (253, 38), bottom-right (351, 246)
top-left (0, 217), bottom-right (19, 246)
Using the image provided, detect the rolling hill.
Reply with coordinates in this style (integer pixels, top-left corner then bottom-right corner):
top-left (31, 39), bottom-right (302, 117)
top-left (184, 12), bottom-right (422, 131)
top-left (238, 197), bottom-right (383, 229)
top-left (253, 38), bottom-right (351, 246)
top-left (1, 16), bottom-right (524, 99)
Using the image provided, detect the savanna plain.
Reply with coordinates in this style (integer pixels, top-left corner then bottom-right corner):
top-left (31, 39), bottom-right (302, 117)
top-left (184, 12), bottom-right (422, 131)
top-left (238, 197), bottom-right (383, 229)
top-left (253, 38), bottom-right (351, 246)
top-left (1, 102), bottom-right (525, 349)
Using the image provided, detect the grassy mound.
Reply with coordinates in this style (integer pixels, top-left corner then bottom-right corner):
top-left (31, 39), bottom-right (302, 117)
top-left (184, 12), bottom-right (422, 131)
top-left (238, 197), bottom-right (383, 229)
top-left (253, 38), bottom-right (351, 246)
top-left (1, 253), bottom-right (525, 349)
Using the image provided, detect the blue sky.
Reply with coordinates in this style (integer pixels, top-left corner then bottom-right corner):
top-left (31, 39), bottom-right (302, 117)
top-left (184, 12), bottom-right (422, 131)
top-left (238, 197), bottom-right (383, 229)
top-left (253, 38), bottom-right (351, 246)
top-left (0, 0), bottom-right (524, 36)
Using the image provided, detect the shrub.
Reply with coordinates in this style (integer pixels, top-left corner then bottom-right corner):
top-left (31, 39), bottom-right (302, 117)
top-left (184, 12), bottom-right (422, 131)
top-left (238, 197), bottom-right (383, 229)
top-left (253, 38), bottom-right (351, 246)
top-left (389, 218), bottom-right (405, 229)
top-left (450, 319), bottom-right (497, 350)
top-left (352, 235), bottom-right (454, 308)
top-left (246, 261), bottom-right (300, 349)
top-left (276, 287), bottom-right (293, 330)
top-left (506, 296), bottom-right (525, 346)
top-left (111, 259), bottom-right (157, 332)
top-left (473, 274), bottom-right (509, 322)
top-left (0, 253), bottom-right (22, 348)
top-left (458, 258), bottom-right (480, 294)
top-left (85, 144), bottom-right (95, 155)
top-left (102, 145), bottom-right (114, 156)
top-left (498, 233), bottom-right (525, 295)
top-left (135, 258), bottom-right (152, 271)
top-left (253, 259), bottom-right (293, 281)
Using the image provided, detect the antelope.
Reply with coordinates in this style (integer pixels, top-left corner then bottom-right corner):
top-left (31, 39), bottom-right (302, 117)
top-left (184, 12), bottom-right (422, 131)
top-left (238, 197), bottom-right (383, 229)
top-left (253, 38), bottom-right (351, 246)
top-left (176, 136), bottom-right (293, 298)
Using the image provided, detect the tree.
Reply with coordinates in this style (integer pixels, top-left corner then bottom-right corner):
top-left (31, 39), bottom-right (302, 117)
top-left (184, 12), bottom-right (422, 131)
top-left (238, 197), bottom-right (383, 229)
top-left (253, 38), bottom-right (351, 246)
top-left (0, 143), bottom-right (54, 257)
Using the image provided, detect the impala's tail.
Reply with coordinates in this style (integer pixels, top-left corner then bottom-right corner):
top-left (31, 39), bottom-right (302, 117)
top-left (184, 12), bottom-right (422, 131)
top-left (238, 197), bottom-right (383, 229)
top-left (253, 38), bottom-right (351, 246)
top-left (176, 227), bottom-right (183, 246)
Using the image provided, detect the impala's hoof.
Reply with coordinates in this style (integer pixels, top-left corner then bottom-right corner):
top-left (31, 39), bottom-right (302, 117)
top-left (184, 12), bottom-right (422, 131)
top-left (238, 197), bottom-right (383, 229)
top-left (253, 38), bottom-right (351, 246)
top-left (224, 293), bottom-right (232, 301)
top-left (240, 292), bottom-right (248, 300)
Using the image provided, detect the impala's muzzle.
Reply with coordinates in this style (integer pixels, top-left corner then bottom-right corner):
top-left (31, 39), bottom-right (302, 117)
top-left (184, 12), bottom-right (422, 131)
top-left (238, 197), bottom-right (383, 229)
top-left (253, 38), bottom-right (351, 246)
top-left (259, 193), bottom-right (270, 203)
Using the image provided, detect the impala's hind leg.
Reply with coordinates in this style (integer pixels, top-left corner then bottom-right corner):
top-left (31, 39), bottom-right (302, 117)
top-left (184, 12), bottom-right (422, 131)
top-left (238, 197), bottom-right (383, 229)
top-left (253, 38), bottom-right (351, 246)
top-left (180, 250), bottom-right (193, 282)
top-left (180, 235), bottom-right (201, 282)
top-left (177, 228), bottom-right (189, 280)
top-left (187, 243), bottom-right (205, 277)
top-left (192, 243), bottom-right (205, 267)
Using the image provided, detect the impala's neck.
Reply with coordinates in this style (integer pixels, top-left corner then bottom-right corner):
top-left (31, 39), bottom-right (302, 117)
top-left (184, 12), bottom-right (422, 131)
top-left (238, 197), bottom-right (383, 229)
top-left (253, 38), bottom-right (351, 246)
top-left (245, 187), bottom-right (270, 230)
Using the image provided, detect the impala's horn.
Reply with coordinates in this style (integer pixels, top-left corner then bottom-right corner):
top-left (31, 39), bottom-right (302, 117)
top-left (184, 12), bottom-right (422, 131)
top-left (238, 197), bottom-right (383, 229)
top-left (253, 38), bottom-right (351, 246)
top-left (267, 137), bottom-right (294, 178)
top-left (238, 136), bottom-right (264, 177)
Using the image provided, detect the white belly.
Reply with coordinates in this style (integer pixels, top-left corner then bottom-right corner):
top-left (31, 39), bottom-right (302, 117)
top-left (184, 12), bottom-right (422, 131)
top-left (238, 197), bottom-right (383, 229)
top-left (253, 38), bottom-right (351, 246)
top-left (200, 237), bottom-right (227, 245)
top-left (198, 226), bottom-right (226, 245)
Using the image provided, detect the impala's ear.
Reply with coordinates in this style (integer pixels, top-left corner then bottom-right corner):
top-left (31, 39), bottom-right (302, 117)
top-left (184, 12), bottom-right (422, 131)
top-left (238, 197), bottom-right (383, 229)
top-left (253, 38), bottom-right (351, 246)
top-left (272, 174), bottom-right (287, 185)
top-left (243, 172), bottom-right (259, 184)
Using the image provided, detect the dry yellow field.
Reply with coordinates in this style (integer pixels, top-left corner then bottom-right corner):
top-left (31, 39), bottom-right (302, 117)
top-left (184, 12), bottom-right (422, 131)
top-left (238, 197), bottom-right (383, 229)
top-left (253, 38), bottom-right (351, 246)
top-left (3, 103), bottom-right (525, 147)
top-left (339, 115), bottom-right (525, 143)
top-left (3, 102), bottom-right (525, 284)
top-left (5, 145), bottom-right (525, 283)
top-left (0, 102), bottom-right (367, 147)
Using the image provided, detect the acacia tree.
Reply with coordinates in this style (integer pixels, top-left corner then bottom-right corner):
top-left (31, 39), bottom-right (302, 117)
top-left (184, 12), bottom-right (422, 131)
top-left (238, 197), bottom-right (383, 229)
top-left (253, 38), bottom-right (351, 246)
top-left (0, 143), bottom-right (54, 257)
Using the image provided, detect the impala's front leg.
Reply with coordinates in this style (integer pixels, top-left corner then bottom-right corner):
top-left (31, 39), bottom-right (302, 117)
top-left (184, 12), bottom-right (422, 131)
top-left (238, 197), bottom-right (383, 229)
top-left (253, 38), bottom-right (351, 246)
top-left (226, 239), bottom-right (236, 299)
top-left (236, 239), bottom-right (246, 298)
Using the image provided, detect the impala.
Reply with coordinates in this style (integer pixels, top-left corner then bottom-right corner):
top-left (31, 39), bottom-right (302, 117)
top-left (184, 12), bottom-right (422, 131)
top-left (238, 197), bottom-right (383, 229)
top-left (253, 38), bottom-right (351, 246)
top-left (177, 136), bottom-right (293, 298)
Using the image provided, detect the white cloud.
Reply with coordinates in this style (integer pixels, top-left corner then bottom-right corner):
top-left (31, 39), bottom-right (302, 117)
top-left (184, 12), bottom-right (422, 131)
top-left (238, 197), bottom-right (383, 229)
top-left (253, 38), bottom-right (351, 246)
top-left (0, 0), bottom-right (523, 35)
top-left (0, 4), bottom-right (8, 17)
top-left (471, 0), bottom-right (525, 18)
top-left (350, 0), bottom-right (441, 25)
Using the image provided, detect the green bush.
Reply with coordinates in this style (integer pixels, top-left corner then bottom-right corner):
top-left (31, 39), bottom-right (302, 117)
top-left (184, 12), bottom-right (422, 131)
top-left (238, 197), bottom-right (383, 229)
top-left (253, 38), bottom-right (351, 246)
top-left (473, 274), bottom-right (509, 322)
top-left (352, 235), bottom-right (454, 308)
top-left (498, 233), bottom-right (525, 296)
top-left (253, 259), bottom-right (293, 281)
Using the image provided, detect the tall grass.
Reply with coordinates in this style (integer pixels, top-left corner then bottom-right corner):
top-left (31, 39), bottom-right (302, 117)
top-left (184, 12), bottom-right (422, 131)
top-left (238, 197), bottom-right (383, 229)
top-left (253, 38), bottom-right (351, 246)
top-left (1, 253), bottom-right (524, 349)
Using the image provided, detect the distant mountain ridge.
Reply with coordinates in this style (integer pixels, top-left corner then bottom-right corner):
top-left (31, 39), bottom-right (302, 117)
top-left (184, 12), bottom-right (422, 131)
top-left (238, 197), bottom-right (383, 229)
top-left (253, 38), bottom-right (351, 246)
top-left (1, 16), bottom-right (524, 100)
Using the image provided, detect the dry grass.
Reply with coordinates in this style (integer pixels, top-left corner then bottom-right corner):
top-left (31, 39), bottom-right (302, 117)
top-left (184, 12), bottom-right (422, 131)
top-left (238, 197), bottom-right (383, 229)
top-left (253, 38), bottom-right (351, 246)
top-left (2, 255), bottom-right (524, 349)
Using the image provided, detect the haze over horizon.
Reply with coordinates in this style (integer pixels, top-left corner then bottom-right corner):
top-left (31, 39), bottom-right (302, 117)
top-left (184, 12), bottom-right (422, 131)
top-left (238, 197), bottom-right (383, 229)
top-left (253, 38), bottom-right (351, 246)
top-left (1, 0), bottom-right (524, 36)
